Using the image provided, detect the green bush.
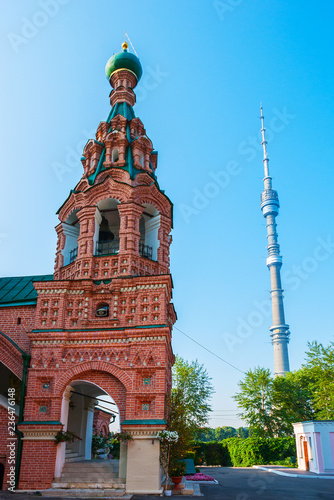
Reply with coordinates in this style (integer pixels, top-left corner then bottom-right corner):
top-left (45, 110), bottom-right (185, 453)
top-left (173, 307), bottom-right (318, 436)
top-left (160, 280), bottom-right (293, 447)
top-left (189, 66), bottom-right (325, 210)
top-left (192, 441), bottom-right (232, 466)
top-left (192, 437), bottom-right (296, 467)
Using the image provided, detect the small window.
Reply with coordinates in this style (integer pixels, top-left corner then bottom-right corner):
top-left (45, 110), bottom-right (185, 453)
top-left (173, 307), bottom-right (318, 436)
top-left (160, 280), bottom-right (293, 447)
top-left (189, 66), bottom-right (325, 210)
top-left (139, 153), bottom-right (144, 167)
top-left (308, 437), bottom-right (313, 460)
top-left (95, 302), bottom-right (109, 317)
top-left (112, 149), bottom-right (119, 162)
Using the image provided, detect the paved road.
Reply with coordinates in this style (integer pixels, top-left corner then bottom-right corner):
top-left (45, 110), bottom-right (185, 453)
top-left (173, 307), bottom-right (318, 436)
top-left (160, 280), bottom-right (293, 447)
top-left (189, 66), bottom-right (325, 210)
top-left (1, 467), bottom-right (333, 500)
top-left (195, 467), bottom-right (334, 500)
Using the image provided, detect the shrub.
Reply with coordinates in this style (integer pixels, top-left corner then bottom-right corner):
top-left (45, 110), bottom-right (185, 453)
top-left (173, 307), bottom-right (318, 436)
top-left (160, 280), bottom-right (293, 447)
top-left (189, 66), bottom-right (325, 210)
top-left (192, 437), bottom-right (296, 467)
top-left (192, 441), bottom-right (232, 466)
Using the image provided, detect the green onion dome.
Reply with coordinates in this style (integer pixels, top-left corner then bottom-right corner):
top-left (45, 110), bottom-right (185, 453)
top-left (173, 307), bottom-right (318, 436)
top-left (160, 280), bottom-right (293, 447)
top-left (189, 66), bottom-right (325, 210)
top-left (105, 41), bottom-right (142, 82)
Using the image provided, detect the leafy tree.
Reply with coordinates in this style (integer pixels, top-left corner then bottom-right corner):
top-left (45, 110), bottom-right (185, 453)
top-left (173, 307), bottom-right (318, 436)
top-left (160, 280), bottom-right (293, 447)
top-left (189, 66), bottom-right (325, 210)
top-left (215, 426), bottom-right (237, 441)
top-left (236, 427), bottom-right (249, 438)
top-left (172, 356), bottom-right (214, 433)
top-left (165, 356), bottom-right (214, 462)
top-left (197, 427), bottom-right (215, 442)
top-left (165, 388), bottom-right (194, 462)
top-left (233, 341), bottom-right (334, 437)
top-left (302, 341), bottom-right (334, 419)
top-left (272, 369), bottom-right (316, 435)
top-left (233, 367), bottom-right (277, 437)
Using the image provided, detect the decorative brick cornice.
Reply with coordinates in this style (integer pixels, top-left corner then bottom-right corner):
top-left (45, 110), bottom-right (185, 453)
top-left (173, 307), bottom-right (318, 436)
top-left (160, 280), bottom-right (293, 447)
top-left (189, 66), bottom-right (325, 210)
top-left (21, 430), bottom-right (59, 441)
top-left (31, 335), bottom-right (166, 346)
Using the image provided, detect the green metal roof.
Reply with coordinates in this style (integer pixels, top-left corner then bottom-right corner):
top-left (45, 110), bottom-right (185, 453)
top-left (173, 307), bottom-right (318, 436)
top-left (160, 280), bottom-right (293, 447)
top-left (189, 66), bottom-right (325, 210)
top-left (0, 275), bottom-right (53, 306)
top-left (121, 419), bottom-right (167, 426)
top-left (106, 102), bottom-right (135, 122)
top-left (105, 49), bottom-right (142, 82)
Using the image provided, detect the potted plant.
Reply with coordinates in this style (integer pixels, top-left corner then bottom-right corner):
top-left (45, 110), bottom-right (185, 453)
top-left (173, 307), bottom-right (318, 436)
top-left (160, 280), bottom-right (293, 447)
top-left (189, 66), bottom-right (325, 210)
top-left (92, 431), bottom-right (114, 459)
top-left (169, 459), bottom-right (186, 490)
top-left (112, 430), bottom-right (133, 444)
top-left (54, 430), bottom-right (77, 444)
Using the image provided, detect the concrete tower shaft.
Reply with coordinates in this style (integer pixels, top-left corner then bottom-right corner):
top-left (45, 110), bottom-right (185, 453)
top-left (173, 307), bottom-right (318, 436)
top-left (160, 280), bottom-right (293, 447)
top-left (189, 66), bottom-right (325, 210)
top-left (260, 106), bottom-right (290, 377)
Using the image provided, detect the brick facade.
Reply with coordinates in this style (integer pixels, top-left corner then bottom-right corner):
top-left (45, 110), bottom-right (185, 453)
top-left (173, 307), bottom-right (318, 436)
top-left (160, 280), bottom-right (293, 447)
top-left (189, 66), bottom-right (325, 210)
top-left (0, 43), bottom-right (175, 492)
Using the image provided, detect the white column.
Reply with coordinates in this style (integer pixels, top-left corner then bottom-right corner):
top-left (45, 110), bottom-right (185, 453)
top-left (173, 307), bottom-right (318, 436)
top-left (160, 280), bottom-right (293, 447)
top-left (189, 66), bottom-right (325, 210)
top-left (54, 386), bottom-right (72, 478)
top-left (85, 402), bottom-right (95, 459)
top-left (119, 442), bottom-right (128, 480)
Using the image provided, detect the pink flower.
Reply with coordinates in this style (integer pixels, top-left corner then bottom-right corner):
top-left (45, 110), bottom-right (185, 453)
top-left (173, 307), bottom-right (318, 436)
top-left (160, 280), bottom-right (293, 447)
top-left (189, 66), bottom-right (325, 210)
top-left (185, 473), bottom-right (215, 481)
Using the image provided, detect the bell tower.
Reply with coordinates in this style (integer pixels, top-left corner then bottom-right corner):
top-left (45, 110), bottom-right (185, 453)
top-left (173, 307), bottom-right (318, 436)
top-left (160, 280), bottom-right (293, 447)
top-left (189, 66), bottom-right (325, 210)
top-left (18, 42), bottom-right (176, 495)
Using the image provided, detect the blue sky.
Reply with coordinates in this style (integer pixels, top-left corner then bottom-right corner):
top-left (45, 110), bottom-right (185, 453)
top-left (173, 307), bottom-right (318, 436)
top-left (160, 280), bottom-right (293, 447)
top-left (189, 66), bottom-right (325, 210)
top-left (1, 0), bottom-right (333, 428)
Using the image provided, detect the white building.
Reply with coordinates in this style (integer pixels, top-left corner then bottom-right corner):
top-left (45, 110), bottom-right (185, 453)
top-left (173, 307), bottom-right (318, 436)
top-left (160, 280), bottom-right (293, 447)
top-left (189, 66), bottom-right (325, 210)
top-left (293, 421), bottom-right (334, 474)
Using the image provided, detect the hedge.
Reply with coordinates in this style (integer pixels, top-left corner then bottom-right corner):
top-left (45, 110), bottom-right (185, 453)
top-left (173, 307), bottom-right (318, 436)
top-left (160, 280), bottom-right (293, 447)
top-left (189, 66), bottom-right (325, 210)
top-left (191, 437), bottom-right (296, 467)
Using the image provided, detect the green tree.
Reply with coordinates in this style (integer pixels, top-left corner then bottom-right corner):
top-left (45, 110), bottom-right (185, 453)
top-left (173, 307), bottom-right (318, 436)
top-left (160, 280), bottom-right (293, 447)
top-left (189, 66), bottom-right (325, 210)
top-left (215, 426), bottom-right (237, 441)
top-left (272, 369), bottom-right (316, 435)
top-left (236, 427), bottom-right (249, 438)
top-left (302, 341), bottom-right (334, 419)
top-left (166, 356), bottom-right (214, 462)
top-left (165, 388), bottom-right (194, 464)
top-left (233, 367), bottom-right (277, 437)
top-left (197, 428), bottom-right (215, 442)
top-left (172, 356), bottom-right (214, 433)
top-left (233, 343), bottom-right (334, 437)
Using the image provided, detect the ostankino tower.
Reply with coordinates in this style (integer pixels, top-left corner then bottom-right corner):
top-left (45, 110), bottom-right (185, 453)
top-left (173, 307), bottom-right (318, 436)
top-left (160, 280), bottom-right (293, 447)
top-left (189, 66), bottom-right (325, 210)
top-left (260, 106), bottom-right (290, 377)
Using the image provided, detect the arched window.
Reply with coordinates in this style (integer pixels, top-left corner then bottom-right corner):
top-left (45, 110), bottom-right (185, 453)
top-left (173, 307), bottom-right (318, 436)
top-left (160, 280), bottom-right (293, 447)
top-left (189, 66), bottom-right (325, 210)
top-left (62, 210), bottom-right (80, 266)
top-left (94, 200), bottom-right (120, 256)
top-left (139, 204), bottom-right (160, 261)
top-left (139, 153), bottom-right (144, 168)
top-left (112, 148), bottom-right (119, 163)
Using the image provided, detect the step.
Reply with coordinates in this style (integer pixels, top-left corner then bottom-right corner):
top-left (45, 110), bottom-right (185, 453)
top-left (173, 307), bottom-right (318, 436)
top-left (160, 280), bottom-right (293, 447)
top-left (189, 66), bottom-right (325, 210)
top-left (63, 466), bottom-right (117, 472)
top-left (55, 476), bottom-right (118, 483)
top-left (51, 482), bottom-right (126, 489)
top-left (65, 451), bottom-right (79, 457)
top-left (64, 462), bottom-right (116, 469)
top-left (41, 488), bottom-right (131, 498)
top-left (63, 470), bottom-right (118, 475)
top-left (65, 456), bottom-right (87, 462)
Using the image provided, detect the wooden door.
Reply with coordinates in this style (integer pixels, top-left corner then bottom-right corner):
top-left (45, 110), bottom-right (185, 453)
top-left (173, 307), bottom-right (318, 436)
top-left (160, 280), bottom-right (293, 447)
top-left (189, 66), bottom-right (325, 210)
top-left (303, 439), bottom-right (309, 471)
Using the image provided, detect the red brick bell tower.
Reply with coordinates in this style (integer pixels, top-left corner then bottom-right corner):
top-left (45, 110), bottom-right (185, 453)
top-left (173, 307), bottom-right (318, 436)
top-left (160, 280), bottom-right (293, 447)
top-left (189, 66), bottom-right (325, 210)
top-left (17, 41), bottom-right (176, 494)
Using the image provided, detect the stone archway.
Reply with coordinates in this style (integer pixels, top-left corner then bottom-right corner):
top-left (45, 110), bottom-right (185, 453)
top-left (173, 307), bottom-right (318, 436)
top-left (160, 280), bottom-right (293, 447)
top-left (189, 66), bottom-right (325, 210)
top-left (54, 370), bottom-right (125, 479)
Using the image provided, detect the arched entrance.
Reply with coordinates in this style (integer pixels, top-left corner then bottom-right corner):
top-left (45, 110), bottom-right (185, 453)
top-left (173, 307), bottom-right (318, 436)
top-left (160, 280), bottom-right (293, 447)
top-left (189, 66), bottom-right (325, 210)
top-left (65, 380), bottom-right (118, 460)
top-left (55, 378), bottom-right (120, 479)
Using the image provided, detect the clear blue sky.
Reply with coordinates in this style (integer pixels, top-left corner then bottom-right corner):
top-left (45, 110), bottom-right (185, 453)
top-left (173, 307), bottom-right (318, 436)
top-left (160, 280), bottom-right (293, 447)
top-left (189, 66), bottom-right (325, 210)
top-left (1, 0), bottom-right (333, 429)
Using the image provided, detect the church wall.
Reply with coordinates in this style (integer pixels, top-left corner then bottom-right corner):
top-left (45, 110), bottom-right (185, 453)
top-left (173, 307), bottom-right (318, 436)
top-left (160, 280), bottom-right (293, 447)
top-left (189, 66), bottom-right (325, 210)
top-left (0, 305), bottom-right (35, 354)
top-left (18, 438), bottom-right (58, 490)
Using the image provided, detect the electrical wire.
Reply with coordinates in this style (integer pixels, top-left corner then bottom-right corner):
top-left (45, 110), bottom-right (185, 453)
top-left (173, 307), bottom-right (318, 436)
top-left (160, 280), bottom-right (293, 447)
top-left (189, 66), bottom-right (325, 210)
top-left (174, 326), bottom-right (246, 375)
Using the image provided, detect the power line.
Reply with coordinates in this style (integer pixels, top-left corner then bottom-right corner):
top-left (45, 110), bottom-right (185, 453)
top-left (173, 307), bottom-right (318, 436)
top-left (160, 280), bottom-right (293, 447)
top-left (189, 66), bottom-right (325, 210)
top-left (174, 326), bottom-right (246, 375)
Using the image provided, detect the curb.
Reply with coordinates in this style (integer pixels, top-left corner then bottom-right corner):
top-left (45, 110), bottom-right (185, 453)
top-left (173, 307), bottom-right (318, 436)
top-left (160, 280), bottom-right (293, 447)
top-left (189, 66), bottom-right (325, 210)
top-left (253, 466), bottom-right (334, 479)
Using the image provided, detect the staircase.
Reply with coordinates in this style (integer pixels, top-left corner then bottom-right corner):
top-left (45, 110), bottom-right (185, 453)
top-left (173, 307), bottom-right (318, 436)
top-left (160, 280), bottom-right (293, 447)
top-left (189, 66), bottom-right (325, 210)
top-left (64, 447), bottom-right (84, 462)
top-left (42, 459), bottom-right (131, 498)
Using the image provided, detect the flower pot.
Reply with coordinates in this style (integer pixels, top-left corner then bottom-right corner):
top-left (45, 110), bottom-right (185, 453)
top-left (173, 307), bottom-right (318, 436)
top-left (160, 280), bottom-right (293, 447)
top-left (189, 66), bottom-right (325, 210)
top-left (164, 490), bottom-right (172, 496)
top-left (171, 476), bottom-right (183, 490)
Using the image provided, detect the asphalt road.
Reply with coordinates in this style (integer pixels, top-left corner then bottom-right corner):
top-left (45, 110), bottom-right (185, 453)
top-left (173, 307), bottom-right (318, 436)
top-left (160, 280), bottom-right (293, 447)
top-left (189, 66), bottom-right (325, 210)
top-left (0, 467), bottom-right (333, 500)
top-left (195, 467), bottom-right (334, 500)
